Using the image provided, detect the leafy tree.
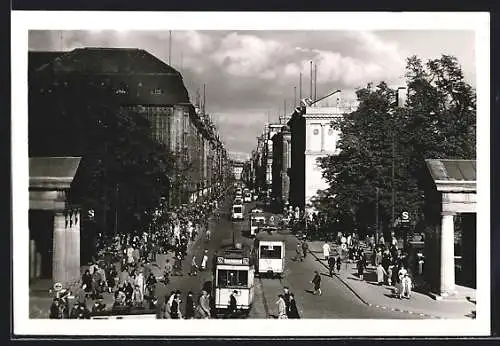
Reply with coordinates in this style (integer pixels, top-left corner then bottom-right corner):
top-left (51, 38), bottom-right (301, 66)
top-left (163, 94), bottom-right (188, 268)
top-left (316, 55), bottom-right (476, 238)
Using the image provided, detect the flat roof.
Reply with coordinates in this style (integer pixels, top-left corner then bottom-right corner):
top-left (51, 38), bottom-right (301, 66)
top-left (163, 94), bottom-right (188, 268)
top-left (425, 159), bottom-right (476, 192)
top-left (30, 157), bottom-right (81, 189)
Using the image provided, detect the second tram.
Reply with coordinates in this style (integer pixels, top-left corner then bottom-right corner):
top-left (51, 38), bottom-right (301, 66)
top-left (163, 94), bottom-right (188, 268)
top-left (253, 230), bottom-right (285, 278)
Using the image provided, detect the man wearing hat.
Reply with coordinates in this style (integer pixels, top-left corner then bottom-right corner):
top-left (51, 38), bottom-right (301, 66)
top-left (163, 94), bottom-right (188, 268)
top-left (228, 290), bottom-right (238, 318)
top-left (282, 287), bottom-right (291, 316)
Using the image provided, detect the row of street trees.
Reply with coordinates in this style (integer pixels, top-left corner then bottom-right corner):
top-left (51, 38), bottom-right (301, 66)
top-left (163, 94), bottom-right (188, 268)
top-left (315, 54), bottom-right (476, 238)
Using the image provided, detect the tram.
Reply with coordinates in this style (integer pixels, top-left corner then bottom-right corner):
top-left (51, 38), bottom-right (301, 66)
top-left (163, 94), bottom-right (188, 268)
top-left (213, 243), bottom-right (255, 315)
top-left (253, 229), bottom-right (285, 278)
top-left (249, 213), bottom-right (266, 237)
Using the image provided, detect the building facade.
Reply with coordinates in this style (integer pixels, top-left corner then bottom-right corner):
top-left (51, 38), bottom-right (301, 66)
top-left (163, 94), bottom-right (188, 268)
top-left (28, 47), bottom-right (230, 284)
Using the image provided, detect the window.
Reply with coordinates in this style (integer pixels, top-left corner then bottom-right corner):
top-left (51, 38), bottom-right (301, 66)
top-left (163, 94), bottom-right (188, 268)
top-left (260, 245), bottom-right (282, 259)
top-left (217, 269), bottom-right (248, 288)
top-left (233, 207), bottom-right (242, 213)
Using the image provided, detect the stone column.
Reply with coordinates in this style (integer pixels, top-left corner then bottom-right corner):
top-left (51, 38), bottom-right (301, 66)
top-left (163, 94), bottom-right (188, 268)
top-left (440, 211), bottom-right (457, 296)
top-left (52, 211), bottom-right (67, 284)
top-left (320, 124), bottom-right (325, 152)
top-left (30, 239), bottom-right (35, 280)
top-left (66, 209), bottom-right (81, 285)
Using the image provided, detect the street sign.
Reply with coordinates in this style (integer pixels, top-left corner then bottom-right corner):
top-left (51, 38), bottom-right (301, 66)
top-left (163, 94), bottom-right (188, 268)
top-left (401, 211), bottom-right (410, 223)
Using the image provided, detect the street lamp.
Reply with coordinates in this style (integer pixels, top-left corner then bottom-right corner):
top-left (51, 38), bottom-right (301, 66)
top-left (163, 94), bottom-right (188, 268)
top-left (375, 187), bottom-right (379, 245)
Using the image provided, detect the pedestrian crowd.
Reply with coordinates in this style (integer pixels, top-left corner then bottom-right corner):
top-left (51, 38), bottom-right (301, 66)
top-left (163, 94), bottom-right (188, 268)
top-left (312, 232), bottom-right (415, 301)
top-left (49, 190), bottom-right (226, 319)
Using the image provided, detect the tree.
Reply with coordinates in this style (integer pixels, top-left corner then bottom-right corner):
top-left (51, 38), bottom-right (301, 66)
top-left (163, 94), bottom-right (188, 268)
top-left (316, 55), bottom-right (476, 237)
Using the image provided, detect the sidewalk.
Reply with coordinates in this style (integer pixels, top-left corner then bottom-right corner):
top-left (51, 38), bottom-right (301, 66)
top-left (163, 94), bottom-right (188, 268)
top-left (307, 240), bottom-right (476, 319)
top-left (29, 215), bottom-right (212, 318)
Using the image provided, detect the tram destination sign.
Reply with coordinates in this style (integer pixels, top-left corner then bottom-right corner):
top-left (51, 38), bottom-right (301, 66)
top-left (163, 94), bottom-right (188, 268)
top-left (224, 258), bottom-right (243, 265)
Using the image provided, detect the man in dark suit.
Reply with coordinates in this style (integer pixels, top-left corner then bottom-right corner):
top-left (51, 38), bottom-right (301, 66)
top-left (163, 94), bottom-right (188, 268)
top-left (228, 290), bottom-right (238, 318)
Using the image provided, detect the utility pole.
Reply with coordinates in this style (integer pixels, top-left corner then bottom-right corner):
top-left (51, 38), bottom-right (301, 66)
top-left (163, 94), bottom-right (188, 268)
top-left (294, 86), bottom-right (297, 107)
top-left (314, 63), bottom-right (317, 101)
top-left (375, 187), bottom-right (379, 244)
top-left (114, 183), bottom-right (119, 236)
top-left (169, 30), bottom-right (172, 65)
top-left (283, 99), bottom-right (286, 118)
top-left (310, 61), bottom-right (313, 99)
top-left (299, 73), bottom-right (302, 100)
top-left (203, 83), bottom-right (206, 114)
top-left (391, 125), bottom-right (395, 235)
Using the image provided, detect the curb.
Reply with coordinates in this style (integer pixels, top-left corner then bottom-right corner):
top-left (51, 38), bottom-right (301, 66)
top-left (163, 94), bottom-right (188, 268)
top-left (307, 247), bottom-right (370, 306)
top-left (306, 244), bottom-right (469, 320)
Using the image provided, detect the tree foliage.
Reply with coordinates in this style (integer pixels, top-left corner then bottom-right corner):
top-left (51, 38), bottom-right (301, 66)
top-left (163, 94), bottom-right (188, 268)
top-left (316, 55), bottom-right (476, 237)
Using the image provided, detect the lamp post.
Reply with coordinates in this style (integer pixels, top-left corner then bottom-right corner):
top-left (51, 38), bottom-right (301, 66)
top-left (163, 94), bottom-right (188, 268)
top-left (375, 187), bottom-right (379, 245)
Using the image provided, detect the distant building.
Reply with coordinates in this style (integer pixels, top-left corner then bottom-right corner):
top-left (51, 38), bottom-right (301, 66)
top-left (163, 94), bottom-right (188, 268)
top-left (271, 125), bottom-right (292, 208)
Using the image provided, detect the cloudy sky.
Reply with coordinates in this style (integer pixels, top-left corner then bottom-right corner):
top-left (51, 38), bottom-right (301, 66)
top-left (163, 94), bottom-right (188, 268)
top-left (29, 30), bottom-right (475, 161)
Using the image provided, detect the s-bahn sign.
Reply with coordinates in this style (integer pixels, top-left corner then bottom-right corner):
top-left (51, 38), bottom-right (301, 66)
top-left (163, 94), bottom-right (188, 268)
top-left (401, 211), bottom-right (410, 223)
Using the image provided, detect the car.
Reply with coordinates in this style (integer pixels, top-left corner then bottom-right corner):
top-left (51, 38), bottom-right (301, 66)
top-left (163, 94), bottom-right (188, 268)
top-left (244, 193), bottom-right (252, 203)
top-left (251, 208), bottom-right (264, 214)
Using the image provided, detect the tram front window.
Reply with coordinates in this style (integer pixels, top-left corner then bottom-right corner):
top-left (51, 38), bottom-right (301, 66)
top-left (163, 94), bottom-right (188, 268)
top-left (217, 269), bottom-right (248, 287)
top-left (260, 246), bottom-right (282, 259)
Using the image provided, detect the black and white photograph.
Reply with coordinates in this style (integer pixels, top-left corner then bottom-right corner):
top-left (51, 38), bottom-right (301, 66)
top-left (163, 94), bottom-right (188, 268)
top-left (12, 11), bottom-right (490, 336)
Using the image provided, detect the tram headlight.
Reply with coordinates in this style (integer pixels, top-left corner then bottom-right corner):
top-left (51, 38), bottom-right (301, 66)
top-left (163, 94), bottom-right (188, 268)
top-left (243, 258), bottom-right (249, 265)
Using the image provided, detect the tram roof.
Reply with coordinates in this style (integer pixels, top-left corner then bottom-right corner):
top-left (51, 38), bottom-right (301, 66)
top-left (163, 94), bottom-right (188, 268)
top-left (254, 231), bottom-right (285, 242)
top-left (216, 243), bottom-right (252, 258)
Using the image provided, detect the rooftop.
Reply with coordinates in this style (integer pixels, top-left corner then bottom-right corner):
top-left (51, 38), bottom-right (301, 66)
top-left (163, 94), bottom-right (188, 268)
top-left (29, 157), bottom-right (82, 189)
top-left (425, 159), bottom-right (476, 192)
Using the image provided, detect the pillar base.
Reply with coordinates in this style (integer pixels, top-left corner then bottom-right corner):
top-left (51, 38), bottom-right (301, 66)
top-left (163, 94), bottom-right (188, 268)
top-left (429, 289), bottom-right (459, 301)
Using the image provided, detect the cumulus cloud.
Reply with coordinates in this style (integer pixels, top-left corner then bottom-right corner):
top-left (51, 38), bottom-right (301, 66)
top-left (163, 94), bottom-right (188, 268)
top-left (29, 30), bottom-right (474, 159)
top-left (211, 32), bottom-right (286, 79)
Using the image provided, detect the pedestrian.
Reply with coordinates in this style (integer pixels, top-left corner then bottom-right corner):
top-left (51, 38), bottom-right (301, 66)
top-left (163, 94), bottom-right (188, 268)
top-left (295, 243), bottom-right (303, 261)
top-left (228, 290), bottom-right (238, 318)
top-left (357, 253), bottom-right (366, 281)
top-left (201, 250), bottom-right (209, 271)
top-left (301, 241), bottom-right (309, 259)
top-left (276, 294), bottom-right (288, 319)
top-left (199, 290), bottom-right (211, 319)
top-left (170, 293), bottom-right (182, 319)
top-left (311, 270), bottom-right (322, 295)
top-left (328, 256), bottom-right (336, 276)
top-left (283, 286), bottom-right (291, 312)
top-left (336, 256), bottom-right (341, 272)
top-left (190, 255), bottom-right (198, 276)
top-left (376, 263), bottom-right (387, 285)
top-left (401, 273), bottom-right (413, 299)
top-left (322, 241), bottom-right (331, 261)
top-left (287, 293), bottom-right (300, 318)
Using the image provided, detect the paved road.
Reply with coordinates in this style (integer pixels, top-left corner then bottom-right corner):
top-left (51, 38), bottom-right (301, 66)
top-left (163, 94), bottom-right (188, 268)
top-left (30, 195), bottom-right (425, 319)
top-left (174, 198), bottom-right (423, 319)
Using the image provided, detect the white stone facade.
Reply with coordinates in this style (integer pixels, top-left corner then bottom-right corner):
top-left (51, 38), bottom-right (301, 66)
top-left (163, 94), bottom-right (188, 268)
top-left (304, 105), bottom-right (348, 209)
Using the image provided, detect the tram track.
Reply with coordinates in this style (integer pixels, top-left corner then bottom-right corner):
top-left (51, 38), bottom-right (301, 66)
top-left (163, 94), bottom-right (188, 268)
top-left (257, 274), bottom-right (285, 319)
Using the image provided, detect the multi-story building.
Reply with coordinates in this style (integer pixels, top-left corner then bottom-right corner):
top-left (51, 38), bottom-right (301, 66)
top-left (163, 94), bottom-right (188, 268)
top-left (271, 125), bottom-right (292, 209)
top-left (288, 92), bottom-right (357, 211)
top-left (28, 47), bottom-right (230, 285)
